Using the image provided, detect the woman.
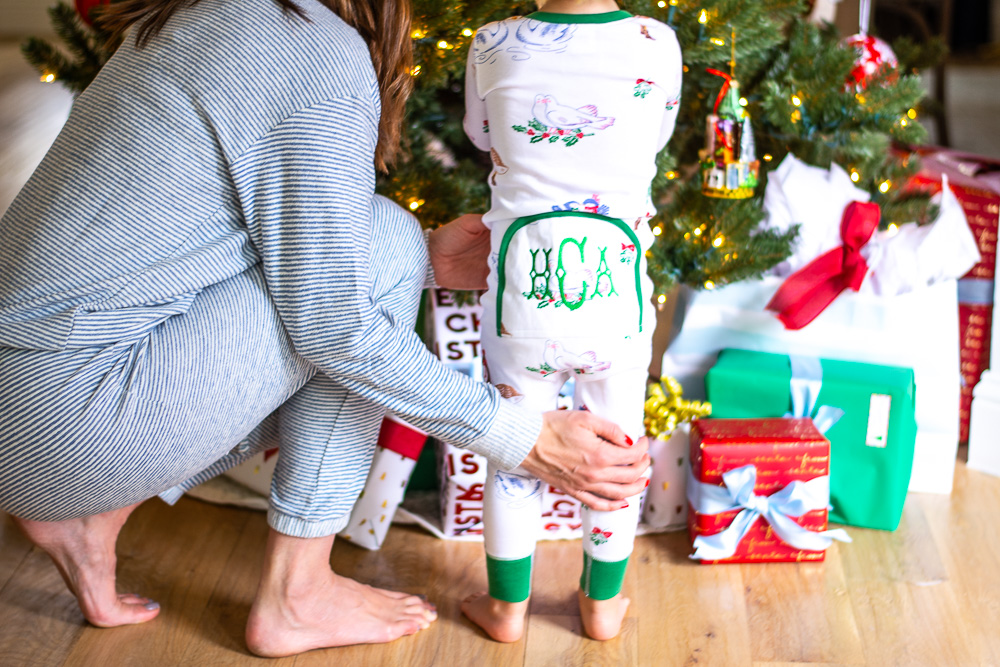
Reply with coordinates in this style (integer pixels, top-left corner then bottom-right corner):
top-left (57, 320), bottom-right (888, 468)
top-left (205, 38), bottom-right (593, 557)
top-left (0, 0), bottom-right (650, 657)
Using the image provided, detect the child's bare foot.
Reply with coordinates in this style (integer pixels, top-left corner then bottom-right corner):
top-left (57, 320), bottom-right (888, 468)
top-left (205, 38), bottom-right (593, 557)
top-left (461, 591), bottom-right (529, 643)
top-left (12, 502), bottom-right (160, 628)
top-left (578, 588), bottom-right (630, 641)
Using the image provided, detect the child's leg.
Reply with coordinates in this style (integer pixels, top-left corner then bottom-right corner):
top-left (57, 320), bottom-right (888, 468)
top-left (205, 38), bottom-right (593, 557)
top-left (461, 346), bottom-right (564, 642)
top-left (575, 364), bottom-right (650, 640)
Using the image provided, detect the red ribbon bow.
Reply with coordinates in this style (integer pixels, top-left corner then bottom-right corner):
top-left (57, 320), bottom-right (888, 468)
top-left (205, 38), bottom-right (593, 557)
top-left (766, 201), bottom-right (881, 330)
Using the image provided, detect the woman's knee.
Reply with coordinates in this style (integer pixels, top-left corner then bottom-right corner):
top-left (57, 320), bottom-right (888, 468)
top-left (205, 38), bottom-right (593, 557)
top-left (369, 195), bottom-right (427, 322)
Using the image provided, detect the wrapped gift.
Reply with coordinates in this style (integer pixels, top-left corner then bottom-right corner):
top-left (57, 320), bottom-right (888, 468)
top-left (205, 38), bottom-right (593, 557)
top-left (438, 442), bottom-right (487, 539)
top-left (911, 147), bottom-right (1000, 441)
top-left (338, 415), bottom-right (428, 550)
top-left (641, 378), bottom-right (712, 530)
top-left (688, 418), bottom-right (851, 563)
top-left (643, 426), bottom-right (691, 529)
top-left (661, 276), bottom-right (959, 494)
top-left (706, 349), bottom-right (917, 531)
top-left (224, 448), bottom-right (279, 496)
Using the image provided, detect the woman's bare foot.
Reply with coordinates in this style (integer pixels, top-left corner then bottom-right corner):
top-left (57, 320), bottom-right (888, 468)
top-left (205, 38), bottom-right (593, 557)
top-left (245, 529), bottom-right (437, 658)
top-left (12, 503), bottom-right (160, 627)
top-left (578, 588), bottom-right (630, 640)
top-left (460, 591), bottom-right (529, 643)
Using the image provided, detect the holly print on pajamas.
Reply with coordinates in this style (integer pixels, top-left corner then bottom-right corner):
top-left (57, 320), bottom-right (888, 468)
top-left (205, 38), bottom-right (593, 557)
top-left (590, 527), bottom-right (613, 546)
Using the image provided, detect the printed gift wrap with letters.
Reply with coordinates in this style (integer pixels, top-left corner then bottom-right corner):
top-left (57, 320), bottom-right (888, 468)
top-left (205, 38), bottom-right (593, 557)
top-left (688, 418), bottom-right (851, 563)
top-left (910, 148), bottom-right (1000, 442)
top-left (439, 443), bottom-right (488, 539)
top-left (706, 349), bottom-right (917, 531)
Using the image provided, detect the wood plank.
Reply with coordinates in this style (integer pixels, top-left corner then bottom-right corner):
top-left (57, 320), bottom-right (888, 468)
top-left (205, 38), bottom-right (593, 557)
top-left (524, 536), bottom-right (638, 665)
top-left (60, 497), bottom-right (252, 666)
top-left (837, 494), bottom-right (948, 587)
top-left (634, 530), bottom-right (754, 667)
top-left (0, 512), bottom-right (33, 593)
top-left (525, 614), bottom-right (638, 666)
top-left (0, 541), bottom-right (88, 666)
top-left (744, 545), bottom-right (865, 665)
top-left (847, 579), bottom-right (987, 666)
top-left (917, 462), bottom-right (1000, 666)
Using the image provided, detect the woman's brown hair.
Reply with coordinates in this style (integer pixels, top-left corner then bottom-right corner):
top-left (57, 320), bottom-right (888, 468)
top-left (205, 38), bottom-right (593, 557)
top-left (98, 0), bottom-right (413, 172)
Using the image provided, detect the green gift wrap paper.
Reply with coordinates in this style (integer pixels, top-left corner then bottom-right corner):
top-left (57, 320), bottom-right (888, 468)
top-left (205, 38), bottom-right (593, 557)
top-left (706, 348), bottom-right (917, 531)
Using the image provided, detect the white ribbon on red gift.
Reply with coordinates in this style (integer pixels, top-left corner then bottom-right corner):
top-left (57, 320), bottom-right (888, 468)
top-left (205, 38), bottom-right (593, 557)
top-left (687, 464), bottom-right (852, 561)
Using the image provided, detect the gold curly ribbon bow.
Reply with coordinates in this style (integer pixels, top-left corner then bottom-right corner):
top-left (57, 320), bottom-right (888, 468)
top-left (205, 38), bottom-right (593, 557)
top-left (644, 377), bottom-right (712, 438)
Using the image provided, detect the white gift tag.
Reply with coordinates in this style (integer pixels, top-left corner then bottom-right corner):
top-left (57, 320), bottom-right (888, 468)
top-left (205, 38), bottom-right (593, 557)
top-left (865, 393), bottom-right (892, 447)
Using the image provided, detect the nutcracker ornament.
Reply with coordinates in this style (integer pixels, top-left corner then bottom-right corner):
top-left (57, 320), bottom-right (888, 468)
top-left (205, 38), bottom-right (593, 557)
top-left (699, 31), bottom-right (760, 199)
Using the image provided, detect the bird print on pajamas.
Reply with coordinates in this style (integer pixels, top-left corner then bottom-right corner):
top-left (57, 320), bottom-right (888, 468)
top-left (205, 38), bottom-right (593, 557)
top-left (531, 94), bottom-right (615, 131)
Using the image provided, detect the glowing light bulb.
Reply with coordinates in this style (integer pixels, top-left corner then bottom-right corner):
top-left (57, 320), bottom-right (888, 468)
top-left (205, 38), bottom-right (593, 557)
top-left (665, 170), bottom-right (678, 180)
top-left (698, 9), bottom-right (708, 23)
top-left (437, 40), bottom-right (452, 50)
top-left (791, 95), bottom-right (802, 107)
top-left (657, 294), bottom-right (668, 304)
top-left (711, 38), bottom-right (725, 46)
top-left (693, 228), bottom-right (702, 236)
top-left (763, 154), bottom-right (773, 162)
top-left (461, 28), bottom-right (473, 37)
top-left (739, 97), bottom-right (748, 106)
top-left (408, 65), bottom-right (422, 76)
top-left (907, 108), bottom-right (917, 119)
top-left (887, 223), bottom-right (899, 236)
top-left (879, 180), bottom-right (891, 193)
top-left (410, 29), bottom-right (426, 39)
top-left (900, 118), bottom-right (908, 127)
top-left (684, 232), bottom-right (691, 240)
top-left (712, 236), bottom-right (724, 247)
top-left (40, 73), bottom-right (55, 83)
top-left (653, 226), bottom-right (663, 236)
top-left (657, 0), bottom-right (666, 7)
top-left (408, 198), bottom-right (425, 211)
top-left (704, 280), bottom-right (715, 290)
top-left (850, 170), bottom-right (860, 182)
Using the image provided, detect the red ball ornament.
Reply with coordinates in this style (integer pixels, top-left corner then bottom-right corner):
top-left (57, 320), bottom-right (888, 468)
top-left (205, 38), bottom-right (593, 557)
top-left (75, 0), bottom-right (109, 26)
top-left (842, 33), bottom-right (898, 90)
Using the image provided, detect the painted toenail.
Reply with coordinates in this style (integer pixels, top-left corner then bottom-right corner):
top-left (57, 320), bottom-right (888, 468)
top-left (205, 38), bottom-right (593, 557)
top-left (144, 602), bottom-right (160, 611)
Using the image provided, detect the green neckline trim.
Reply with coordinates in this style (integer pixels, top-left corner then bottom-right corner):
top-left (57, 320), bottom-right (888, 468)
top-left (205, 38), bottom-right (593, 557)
top-left (526, 10), bottom-right (632, 24)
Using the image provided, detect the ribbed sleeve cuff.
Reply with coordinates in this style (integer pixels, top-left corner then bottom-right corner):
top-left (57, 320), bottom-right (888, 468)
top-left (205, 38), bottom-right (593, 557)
top-left (423, 227), bottom-right (438, 289)
top-left (466, 397), bottom-right (542, 471)
top-left (267, 508), bottom-right (351, 538)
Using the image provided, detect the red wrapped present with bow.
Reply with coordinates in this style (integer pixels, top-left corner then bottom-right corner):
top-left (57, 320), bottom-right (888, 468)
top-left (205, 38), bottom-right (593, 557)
top-left (687, 418), bottom-right (851, 564)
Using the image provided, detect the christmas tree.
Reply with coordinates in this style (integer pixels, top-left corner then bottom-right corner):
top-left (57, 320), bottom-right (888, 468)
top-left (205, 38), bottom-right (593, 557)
top-left (23, 0), bottom-right (940, 299)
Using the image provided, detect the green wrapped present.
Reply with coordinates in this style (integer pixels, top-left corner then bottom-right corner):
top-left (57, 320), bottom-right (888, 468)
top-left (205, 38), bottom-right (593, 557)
top-left (706, 348), bottom-right (917, 531)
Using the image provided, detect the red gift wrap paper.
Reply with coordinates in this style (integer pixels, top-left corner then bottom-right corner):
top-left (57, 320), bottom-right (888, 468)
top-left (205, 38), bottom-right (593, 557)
top-left (911, 148), bottom-right (1000, 442)
top-left (688, 418), bottom-right (832, 564)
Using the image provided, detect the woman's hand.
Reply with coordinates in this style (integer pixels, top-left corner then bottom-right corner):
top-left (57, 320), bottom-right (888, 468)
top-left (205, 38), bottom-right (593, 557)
top-left (519, 410), bottom-right (651, 512)
top-left (427, 213), bottom-right (490, 290)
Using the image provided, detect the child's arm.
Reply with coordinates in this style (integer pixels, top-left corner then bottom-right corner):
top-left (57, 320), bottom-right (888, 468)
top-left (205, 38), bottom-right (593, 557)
top-left (656, 29), bottom-right (684, 151)
top-left (462, 36), bottom-right (491, 152)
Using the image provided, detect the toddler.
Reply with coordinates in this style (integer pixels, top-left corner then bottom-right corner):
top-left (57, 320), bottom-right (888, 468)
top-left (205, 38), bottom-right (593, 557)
top-left (461, 0), bottom-right (682, 642)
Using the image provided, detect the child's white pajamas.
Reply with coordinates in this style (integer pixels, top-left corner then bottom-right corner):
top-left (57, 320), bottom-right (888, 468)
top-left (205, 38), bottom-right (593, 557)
top-left (464, 10), bottom-right (683, 602)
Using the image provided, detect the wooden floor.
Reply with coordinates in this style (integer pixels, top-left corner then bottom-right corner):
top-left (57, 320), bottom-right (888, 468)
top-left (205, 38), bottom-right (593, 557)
top-left (0, 456), bottom-right (998, 666)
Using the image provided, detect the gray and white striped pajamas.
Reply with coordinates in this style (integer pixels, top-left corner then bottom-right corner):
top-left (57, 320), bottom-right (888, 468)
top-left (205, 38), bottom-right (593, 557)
top-left (0, 0), bottom-right (541, 537)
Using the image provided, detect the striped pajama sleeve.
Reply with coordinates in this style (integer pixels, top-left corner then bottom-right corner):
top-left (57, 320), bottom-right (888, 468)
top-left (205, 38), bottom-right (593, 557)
top-left (232, 96), bottom-right (540, 472)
